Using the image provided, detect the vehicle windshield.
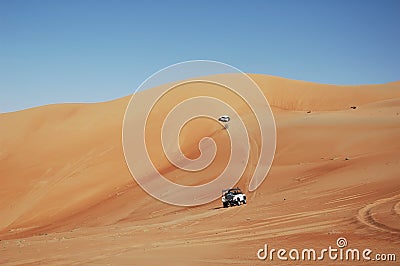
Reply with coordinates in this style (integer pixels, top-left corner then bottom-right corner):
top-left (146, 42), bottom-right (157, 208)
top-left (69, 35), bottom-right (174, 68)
top-left (223, 188), bottom-right (242, 195)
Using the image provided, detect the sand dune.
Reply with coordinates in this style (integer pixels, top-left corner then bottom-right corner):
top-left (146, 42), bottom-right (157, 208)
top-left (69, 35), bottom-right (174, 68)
top-left (1, 75), bottom-right (399, 265)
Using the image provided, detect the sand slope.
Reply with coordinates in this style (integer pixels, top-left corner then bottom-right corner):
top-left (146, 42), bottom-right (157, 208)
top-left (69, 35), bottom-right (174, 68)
top-left (1, 75), bottom-right (399, 265)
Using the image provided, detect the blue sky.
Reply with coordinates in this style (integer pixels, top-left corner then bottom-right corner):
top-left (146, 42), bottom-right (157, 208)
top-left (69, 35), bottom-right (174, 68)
top-left (1, 0), bottom-right (399, 113)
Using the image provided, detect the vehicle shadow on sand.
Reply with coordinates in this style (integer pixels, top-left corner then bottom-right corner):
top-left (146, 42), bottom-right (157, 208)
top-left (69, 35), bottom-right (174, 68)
top-left (211, 206), bottom-right (225, 210)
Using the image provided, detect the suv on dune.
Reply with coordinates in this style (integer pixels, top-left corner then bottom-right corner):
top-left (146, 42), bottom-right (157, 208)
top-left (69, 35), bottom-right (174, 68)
top-left (222, 187), bottom-right (246, 208)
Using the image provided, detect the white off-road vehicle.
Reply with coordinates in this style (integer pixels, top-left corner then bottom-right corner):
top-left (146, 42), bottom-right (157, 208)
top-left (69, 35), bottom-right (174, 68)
top-left (222, 187), bottom-right (246, 208)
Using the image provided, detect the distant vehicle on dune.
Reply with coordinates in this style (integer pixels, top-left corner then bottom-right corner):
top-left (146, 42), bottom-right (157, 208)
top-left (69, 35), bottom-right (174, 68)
top-left (218, 115), bottom-right (230, 123)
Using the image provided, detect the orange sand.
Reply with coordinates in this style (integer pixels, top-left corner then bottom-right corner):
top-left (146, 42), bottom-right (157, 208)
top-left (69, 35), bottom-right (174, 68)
top-left (1, 74), bottom-right (399, 265)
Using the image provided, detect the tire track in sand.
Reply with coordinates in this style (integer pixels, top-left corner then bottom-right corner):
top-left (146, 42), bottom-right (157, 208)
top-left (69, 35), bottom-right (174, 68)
top-left (357, 194), bottom-right (400, 234)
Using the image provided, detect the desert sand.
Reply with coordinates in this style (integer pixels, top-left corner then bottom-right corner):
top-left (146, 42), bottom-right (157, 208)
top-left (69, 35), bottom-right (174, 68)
top-left (1, 74), bottom-right (399, 265)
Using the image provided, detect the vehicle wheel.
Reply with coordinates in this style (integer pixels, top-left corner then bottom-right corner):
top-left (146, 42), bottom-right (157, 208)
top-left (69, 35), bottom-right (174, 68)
top-left (237, 200), bottom-right (241, 206)
top-left (223, 202), bottom-right (228, 208)
top-left (243, 199), bottom-right (247, 204)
